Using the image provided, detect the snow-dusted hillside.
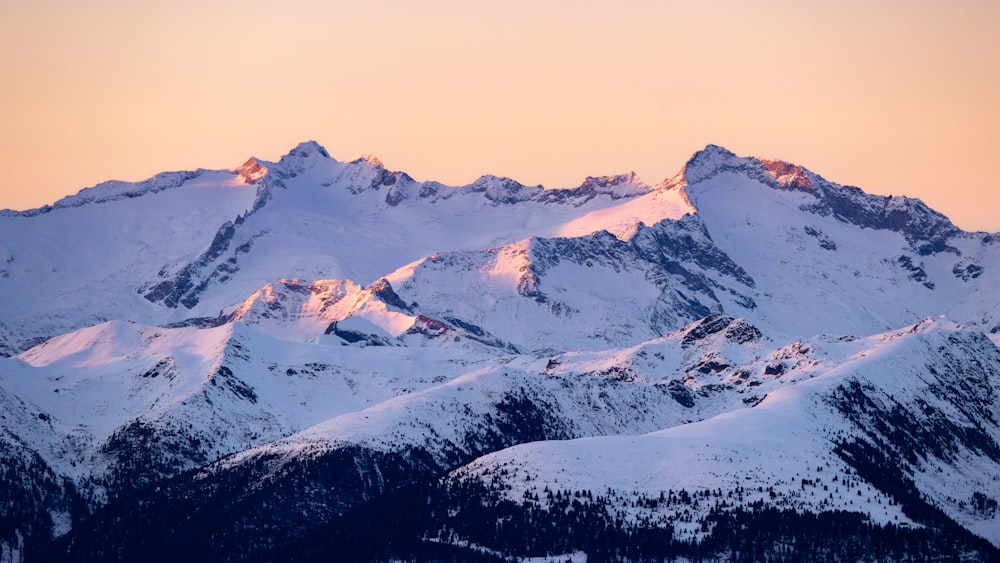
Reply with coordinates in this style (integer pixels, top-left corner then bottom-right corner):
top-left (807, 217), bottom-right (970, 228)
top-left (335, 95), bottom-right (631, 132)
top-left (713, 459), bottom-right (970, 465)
top-left (452, 319), bottom-right (1000, 545)
top-left (2, 141), bottom-right (999, 562)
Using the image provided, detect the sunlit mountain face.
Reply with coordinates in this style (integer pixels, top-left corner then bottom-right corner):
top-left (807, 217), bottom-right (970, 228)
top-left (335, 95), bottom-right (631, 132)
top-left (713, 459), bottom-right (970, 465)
top-left (2, 142), bottom-right (999, 562)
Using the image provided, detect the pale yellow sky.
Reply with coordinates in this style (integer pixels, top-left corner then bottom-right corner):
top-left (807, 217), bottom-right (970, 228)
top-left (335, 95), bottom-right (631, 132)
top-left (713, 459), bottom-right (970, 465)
top-left (2, 1), bottom-right (998, 230)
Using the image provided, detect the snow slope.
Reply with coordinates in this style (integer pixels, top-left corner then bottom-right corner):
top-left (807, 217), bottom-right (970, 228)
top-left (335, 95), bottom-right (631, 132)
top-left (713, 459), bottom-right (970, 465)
top-left (2, 140), bottom-right (1000, 560)
top-left (451, 319), bottom-right (1000, 545)
top-left (0, 142), bottom-right (691, 354)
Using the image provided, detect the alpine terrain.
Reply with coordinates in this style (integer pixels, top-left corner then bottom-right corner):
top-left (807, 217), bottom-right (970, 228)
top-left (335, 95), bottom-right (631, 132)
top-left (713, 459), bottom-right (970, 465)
top-left (1, 141), bottom-right (999, 562)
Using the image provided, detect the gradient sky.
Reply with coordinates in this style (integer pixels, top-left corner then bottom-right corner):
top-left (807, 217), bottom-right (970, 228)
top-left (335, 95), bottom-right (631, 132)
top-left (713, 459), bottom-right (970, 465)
top-left (2, 1), bottom-right (998, 230)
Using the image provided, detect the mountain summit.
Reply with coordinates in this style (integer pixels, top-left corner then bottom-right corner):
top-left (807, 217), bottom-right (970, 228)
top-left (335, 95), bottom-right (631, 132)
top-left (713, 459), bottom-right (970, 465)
top-left (1, 141), bottom-right (999, 561)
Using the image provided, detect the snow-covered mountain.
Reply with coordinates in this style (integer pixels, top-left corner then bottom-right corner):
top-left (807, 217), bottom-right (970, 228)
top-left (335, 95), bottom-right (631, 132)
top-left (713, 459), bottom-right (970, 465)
top-left (1, 142), bottom-right (999, 562)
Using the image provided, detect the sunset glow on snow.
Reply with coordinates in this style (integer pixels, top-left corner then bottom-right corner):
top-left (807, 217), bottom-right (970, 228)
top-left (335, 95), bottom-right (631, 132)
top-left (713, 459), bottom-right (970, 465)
top-left (1, 1), bottom-right (998, 230)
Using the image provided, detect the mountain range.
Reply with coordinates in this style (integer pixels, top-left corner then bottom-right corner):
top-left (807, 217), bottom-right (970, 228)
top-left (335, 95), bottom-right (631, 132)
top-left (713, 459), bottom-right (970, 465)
top-left (1, 141), bottom-right (998, 561)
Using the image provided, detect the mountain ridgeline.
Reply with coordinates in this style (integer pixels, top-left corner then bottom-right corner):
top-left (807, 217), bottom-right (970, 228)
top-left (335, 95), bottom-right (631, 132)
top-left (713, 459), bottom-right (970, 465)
top-left (1, 142), bottom-right (999, 562)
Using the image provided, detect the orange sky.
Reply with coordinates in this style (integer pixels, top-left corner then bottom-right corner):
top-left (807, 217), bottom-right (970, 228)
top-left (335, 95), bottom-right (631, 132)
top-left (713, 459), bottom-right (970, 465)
top-left (2, 1), bottom-right (998, 230)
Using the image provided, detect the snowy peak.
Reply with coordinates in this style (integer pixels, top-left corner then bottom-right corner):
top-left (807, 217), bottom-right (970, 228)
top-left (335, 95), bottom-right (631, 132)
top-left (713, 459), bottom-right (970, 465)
top-left (281, 140), bottom-right (331, 162)
top-left (359, 154), bottom-right (383, 168)
top-left (678, 144), bottom-right (747, 184)
top-left (235, 158), bottom-right (268, 184)
top-left (758, 158), bottom-right (815, 190)
top-left (229, 279), bottom-right (360, 327)
top-left (267, 140), bottom-right (335, 181)
top-left (239, 141), bottom-right (342, 186)
top-left (674, 144), bottom-right (961, 252)
top-left (674, 144), bottom-right (816, 193)
top-left (575, 172), bottom-right (651, 199)
top-left (580, 171), bottom-right (640, 187)
top-left (227, 275), bottom-right (431, 345)
top-left (469, 174), bottom-right (544, 204)
top-left (346, 154), bottom-right (385, 170)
